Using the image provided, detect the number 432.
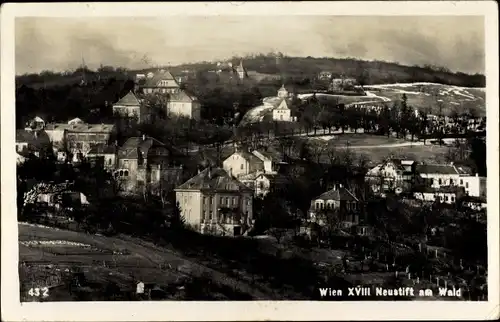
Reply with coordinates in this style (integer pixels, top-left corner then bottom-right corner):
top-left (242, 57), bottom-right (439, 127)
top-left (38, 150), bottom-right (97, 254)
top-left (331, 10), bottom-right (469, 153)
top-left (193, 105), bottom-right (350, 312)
top-left (28, 287), bottom-right (49, 297)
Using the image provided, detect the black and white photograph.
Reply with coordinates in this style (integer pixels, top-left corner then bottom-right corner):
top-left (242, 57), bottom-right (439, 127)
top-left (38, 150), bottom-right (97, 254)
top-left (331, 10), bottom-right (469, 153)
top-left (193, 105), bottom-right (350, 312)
top-left (1, 1), bottom-right (499, 321)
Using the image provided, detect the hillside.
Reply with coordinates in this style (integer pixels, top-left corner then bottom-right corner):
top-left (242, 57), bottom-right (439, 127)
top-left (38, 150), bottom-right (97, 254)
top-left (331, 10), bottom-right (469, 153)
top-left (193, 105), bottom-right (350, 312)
top-left (364, 83), bottom-right (486, 116)
top-left (18, 223), bottom-right (335, 301)
top-left (16, 55), bottom-right (485, 89)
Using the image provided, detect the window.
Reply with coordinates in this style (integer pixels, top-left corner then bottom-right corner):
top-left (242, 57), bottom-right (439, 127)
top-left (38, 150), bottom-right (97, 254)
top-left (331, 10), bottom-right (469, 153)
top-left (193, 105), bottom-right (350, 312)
top-left (445, 196), bottom-right (449, 202)
top-left (440, 196), bottom-right (443, 202)
top-left (225, 197), bottom-right (229, 205)
top-left (108, 158), bottom-right (112, 165)
top-left (438, 179), bottom-right (442, 185)
top-left (203, 197), bottom-right (207, 204)
top-left (209, 211), bottom-right (213, 220)
top-left (315, 202), bottom-right (321, 210)
top-left (259, 182), bottom-right (264, 190)
top-left (232, 197), bottom-right (236, 205)
top-left (449, 179), bottom-right (454, 185)
top-left (220, 197), bottom-right (223, 204)
top-left (247, 199), bottom-right (251, 206)
top-left (451, 196), bottom-right (455, 202)
top-left (240, 164), bottom-right (244, 170)
top-left (280, 115), bottom-right (283, 120)
top-left (203, 211), bottom-right (207, 221)
top-left (460, 179), bottom-right (463, 185)
top-left (210, 197), bottom-right (214, 205)
top-left (466, 182), bottom-right (469, 188)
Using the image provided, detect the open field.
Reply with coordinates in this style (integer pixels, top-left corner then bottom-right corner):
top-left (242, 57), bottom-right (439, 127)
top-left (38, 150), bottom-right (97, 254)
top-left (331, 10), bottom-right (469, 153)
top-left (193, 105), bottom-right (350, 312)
top-left (355, 144), bottom-right (450, 164)
top-left (364, 83), bottom-right (485, 116)
top-left (313, 133), bottom-right (408, 146)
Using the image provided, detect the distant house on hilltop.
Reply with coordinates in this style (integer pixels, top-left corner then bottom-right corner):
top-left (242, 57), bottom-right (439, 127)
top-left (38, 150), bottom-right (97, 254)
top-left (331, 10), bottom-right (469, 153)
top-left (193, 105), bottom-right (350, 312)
top-left (137, 70), bottom-right (181, 95)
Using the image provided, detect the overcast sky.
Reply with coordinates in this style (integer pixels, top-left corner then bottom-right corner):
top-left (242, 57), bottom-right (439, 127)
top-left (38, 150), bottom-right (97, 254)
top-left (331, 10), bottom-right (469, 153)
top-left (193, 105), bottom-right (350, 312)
top-left (15, 16), bottom-right (485, 75)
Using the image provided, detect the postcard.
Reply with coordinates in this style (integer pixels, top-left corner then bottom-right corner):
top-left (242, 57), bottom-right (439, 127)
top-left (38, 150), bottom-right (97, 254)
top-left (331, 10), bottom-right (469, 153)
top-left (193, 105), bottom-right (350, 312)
top-left (1, 1), bottom-right (499, 321)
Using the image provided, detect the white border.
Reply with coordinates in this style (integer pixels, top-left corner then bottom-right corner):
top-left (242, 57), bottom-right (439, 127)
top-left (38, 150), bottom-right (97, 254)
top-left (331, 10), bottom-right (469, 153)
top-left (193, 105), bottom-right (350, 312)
top-left (1, 1), bottom-right (499, 321)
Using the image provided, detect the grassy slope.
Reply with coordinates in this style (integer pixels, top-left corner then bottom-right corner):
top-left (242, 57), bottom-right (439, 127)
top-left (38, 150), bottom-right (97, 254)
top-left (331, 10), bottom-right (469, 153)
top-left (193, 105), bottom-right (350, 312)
top-left (364, 83), bottom-right (486, 116)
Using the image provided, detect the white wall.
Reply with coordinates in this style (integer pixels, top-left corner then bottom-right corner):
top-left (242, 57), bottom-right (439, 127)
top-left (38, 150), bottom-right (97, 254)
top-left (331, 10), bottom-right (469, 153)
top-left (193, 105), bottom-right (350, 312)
top-left (222, 153), bottom-right (251, 178)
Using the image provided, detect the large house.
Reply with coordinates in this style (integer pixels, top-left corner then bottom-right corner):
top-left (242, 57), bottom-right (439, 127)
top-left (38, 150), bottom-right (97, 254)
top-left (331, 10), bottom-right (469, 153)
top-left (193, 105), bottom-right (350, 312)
top-left (365, 159), bottom-right (417, 194)
top-left (15, 129), bottom-right (52, 159)
top-left (136, 70), bottom-right (201, 120)
top-left (112, 91), bottom-right (143, 121)
top-left (308, 184), bottom-right (362, 229)
top-left (415, 163), bottom-right (484, 196)
top-left (115, 135), bottom-right (183, 195)
top-left (137, 70), bottom-right (181, 95)
top-left (64, 123), bottom-right (116, 155)
top-left (413, 186), bottom-right (466, 205)
top-left (44, 120), bottom-right (116, 154)
top-left (86, 144), bottom-right (118, 171)
top-left (166, 91), bottom-right (201, 121)
top-left (222, 149), bottom-right (265, 178)
top-left (174, 167), bottom-right (254, 237)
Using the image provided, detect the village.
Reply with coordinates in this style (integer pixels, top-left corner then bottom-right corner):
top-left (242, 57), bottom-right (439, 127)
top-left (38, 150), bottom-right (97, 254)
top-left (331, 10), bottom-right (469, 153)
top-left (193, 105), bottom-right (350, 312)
top-left (16, 57), bottom-right (488, 301)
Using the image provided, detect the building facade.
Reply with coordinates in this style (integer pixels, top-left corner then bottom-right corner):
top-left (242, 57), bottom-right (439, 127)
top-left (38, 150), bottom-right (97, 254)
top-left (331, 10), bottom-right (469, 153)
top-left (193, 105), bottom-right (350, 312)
top-left (272, 99), bottom-right (293, 122)
top-left (308, 184), bottom-right (361, 228)
top-left (112, 91), bottom-right (143, 121)
top-left (174, 167), bottom-right (254, 237)
top-left (222, 149), bottom-right (265, 178)
top-left (115, 135), bottom-right (183, 196)
top-left (365, 159), bottom-right (416, 194)
top-left (166, 91), bottom-right (201, 121)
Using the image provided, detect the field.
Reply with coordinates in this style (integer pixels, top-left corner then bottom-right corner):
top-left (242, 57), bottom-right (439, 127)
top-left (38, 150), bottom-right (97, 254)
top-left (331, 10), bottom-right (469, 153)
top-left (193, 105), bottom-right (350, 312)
top-left (364, 83), bottom-right (486, 116)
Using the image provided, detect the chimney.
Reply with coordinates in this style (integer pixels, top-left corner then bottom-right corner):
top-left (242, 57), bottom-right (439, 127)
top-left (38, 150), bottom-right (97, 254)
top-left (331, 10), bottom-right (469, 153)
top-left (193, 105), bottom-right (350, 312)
top-left (142, 134), bottom-right (146, 141)
top-left (476, 173), bottom-right (479, 177)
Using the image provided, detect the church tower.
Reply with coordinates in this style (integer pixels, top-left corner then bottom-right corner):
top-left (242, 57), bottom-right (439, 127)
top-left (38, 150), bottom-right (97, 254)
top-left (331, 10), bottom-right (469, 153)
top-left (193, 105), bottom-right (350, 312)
top-left (236, 60), bottom-right (247, 79)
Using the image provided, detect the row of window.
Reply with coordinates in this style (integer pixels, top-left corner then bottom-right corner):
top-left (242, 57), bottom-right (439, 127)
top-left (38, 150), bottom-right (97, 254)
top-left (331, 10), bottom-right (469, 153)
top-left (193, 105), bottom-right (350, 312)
top-left (314, 201), bottom-right (359, 211)
top-left (67, 134), bottom-right (108, 141)
top-left (202, 196), bottom-right (251, 207)
top-left (434, 178), bottom-right (469, 188)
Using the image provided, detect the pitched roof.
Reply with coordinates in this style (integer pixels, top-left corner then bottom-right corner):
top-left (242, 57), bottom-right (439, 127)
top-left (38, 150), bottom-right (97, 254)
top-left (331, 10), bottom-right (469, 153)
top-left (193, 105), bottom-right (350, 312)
top-left (142, 70), bottom-right (179, 88)
top-left (118, 136), bottom-right (169, 159)
top-left (175, 167), bottom-right (252, 192)
top-left (16, 129), bottom-right (50, 148)
top-left (416, 164), bottom-right (460, 175)
top-left (114, 91), bottom-right (141, 106)
top-left (233, 150), bottom-right (264, 168)
top-left (275, 99), bottom-right (290, 110)
top-left (315, 187), bottom-right (359, 202)
top-left (169, 90), bottom-right (198, 102)
top-left (87, 144), bottom-right (117, 155)
top-left (68, 117), bottom-right (84, 125)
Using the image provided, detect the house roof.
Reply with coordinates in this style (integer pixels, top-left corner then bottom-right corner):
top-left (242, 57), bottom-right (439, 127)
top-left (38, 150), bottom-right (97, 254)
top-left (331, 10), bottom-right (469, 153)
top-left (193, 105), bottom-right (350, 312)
top-left (16, 129), bottom-right (50, 148)
top-left (68, 117), bottom-right (84, 125)
top-left (118, 136), bottom-right (173, 159)
top-left (142, 70), bottom-right (179, 88)
top-left (45, 123), bottom-right (115, 133)
top-left (169, 90), bottom-right (198, 102)
top-left (315, 187), bottom-right (359, 202)
top-left (114, 91), bottom-right (141, 106)
top-left (233, 150), bottom-right (264, 168)
top-left (87, 144), bottom-right (117, 155)
top-left (175, 167), bottom-right (252, 192)
top-left (252, 149), bottom-right (280, 162)
top-left (416, 164), bottom-right (459, 175)
top-left (275, 99), bottom-right (290, 110)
